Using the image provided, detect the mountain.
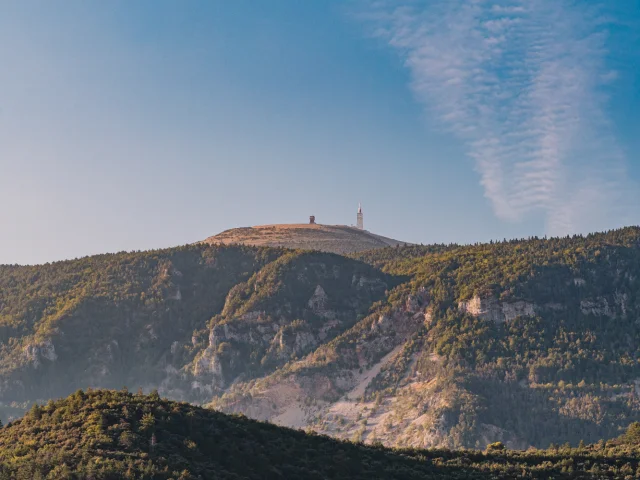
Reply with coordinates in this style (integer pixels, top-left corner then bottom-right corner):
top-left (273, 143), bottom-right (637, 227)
top-left (3, 227), bottom-right (640, 452)
top-left (1, 388), bottom-right (639, 479)
top-left (203, 223), bottom-right (410, 254)
top-left (211, 228), bottom-right (640, 449)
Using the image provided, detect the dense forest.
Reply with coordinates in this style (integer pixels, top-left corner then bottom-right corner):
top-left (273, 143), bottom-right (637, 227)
top-left (2, 389), bottom-right (640, 479)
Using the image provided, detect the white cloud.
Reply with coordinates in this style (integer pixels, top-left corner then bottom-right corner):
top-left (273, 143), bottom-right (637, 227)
top-left (364, 0), bottom-right (637, 235)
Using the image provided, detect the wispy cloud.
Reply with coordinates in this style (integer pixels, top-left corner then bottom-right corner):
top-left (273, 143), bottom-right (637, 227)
top-left (363, 0), bottom-right (637, 235)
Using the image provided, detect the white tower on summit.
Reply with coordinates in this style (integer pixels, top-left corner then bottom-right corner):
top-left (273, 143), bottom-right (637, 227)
top-left (356, 203), bottom-right (364, 230)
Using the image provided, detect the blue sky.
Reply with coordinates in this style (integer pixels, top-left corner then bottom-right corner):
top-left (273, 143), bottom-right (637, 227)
top-left (1, 1), bottom-right (639, 264)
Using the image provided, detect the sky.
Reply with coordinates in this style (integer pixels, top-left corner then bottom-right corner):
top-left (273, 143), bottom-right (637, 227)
top-left (1, 1), bottom-right (639, 265)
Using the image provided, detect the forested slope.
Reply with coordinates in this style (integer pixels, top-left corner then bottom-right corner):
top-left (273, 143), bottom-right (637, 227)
top-left (0, 243), bottom-right (396, 415)
top-left (0, 245), bottom-right (283, 403)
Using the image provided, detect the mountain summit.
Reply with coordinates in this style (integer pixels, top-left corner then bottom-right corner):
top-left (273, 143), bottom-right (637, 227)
top-left (203, 223), bottom-right (410, 254)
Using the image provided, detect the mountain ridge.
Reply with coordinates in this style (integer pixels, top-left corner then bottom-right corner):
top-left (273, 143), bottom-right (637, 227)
top-left (2, 226), bottom-right (640, 452)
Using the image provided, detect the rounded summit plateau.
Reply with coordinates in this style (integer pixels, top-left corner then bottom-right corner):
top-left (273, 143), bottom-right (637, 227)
top-left (202, 223), bottom-right (410, 255)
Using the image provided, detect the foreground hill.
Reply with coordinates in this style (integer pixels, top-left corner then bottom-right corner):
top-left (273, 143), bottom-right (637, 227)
top-left (1, 389), bottom-right (640, 479)
top-left (203, 223), bottom-right (410, 254)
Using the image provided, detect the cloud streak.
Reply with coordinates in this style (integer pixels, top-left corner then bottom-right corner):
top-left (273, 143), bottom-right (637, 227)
top-left (364, 0), bottom-right (637, 235)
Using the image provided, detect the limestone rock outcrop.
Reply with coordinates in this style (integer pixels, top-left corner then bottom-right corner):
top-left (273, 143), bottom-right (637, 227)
top-left (458, 295), bottom-right (536, 323)
top-left (23, 339), bottom-right (57, 368)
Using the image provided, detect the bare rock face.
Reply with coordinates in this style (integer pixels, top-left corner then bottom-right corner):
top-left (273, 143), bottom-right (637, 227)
top-left (352, 274), bottom-right (386, 290)
top-left (577, 293), bottom-right (629, 318)
top-left (545, 303), bottom-right (566, 311)
top-left (458, 296), bottom-right (536, 323)
top-left (371, 314), bottom-right (393, 333)
top-left (170, 287), bottom-right (182, 301)
top-left (23, 339), bottom-right (57, 368)
top-left (460, 292), bottom-right (629, 322)
top-left (615, 292), bottom-right (629, 316)
top-left (580, 297), bottom-right (613, 317)
top-left (406, 294), bottom-right (420, 313)
top-left (193, 309), bottom-right (333, 394)
top-left (194, 349), bottom-right (224, 378)
top-left (193, 316), bottom-right (263, 389)
top-left (501, 301), bottom-right (536, 322)
top-left (308, 285), bottom-right (329, 312)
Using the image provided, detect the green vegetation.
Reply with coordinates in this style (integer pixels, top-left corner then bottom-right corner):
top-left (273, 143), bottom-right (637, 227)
top-left (2, 389), bottom-right (640, 479)
top-left (195, 250), bottom-right (399, 389)
top-left (0, 243), bottom-right (396, 416)
top-left (350, 243), bottom-right (458, 270)
top-left (6, 226), bottom-right (640, 451)
top-left (220, 250), bottom-right (397, 319)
